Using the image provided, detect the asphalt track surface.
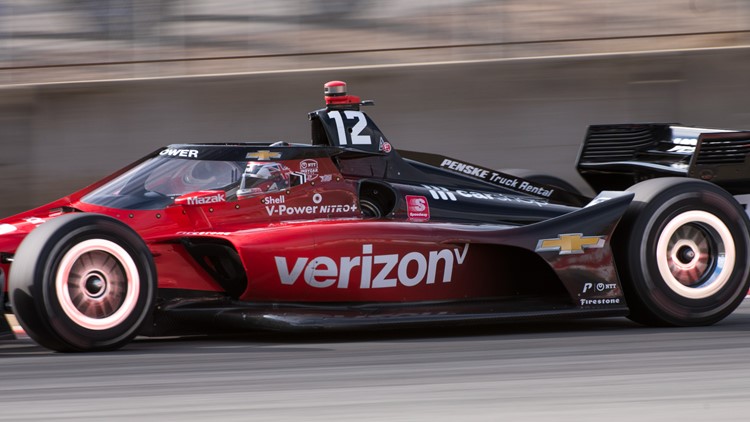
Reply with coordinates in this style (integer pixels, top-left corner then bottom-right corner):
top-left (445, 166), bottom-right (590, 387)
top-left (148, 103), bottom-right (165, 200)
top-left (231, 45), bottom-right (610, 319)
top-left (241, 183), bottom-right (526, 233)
top-left (2, 302), bottom-right (750, 421)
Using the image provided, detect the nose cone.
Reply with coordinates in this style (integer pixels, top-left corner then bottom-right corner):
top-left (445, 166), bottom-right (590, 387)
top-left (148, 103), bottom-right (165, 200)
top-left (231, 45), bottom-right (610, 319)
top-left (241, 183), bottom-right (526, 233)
top-left (0, 216), bottom-right (47, 259)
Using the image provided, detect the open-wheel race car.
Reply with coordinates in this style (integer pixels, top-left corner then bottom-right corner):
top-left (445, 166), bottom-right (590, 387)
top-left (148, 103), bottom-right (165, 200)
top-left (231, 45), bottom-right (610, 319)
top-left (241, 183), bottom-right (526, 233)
top-left (2, 81), bottom-right (750, 352)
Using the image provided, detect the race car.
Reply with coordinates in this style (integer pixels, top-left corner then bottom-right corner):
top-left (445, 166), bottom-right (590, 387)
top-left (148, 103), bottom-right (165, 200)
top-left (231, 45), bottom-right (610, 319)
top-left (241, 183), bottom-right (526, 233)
top-left (1, 81), bottom-right (749, 352)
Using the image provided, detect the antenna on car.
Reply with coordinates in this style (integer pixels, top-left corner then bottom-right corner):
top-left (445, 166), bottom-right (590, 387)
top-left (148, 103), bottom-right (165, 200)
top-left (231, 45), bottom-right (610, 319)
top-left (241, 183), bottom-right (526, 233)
top-left (323, 81), bottom-right (374, 110)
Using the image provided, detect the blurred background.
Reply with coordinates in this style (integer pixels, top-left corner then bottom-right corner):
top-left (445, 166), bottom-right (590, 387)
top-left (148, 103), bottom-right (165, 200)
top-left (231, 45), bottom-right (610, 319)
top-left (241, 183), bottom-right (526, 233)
top-left (1, 0), bottom-right (750, 216)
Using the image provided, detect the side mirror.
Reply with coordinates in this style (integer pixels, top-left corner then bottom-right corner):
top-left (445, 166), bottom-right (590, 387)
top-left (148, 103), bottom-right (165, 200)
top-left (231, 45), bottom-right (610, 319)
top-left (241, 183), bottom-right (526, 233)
top-left (174, 190), bottom-right (226, 207)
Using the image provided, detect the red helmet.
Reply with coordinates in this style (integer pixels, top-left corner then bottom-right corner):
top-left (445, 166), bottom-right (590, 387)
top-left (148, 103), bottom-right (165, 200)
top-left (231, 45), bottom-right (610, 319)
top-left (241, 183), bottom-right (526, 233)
top-left (237, 162), bottom-right (291, 198)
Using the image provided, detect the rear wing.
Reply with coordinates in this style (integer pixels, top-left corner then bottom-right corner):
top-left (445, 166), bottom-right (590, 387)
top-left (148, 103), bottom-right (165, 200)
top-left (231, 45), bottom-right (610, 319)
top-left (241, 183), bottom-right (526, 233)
top-left (576, 124), bottom-right (750, 194)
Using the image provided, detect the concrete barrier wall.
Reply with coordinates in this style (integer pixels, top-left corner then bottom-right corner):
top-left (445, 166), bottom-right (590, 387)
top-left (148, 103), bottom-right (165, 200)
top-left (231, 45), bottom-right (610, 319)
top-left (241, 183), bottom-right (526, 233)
top-left (2, 47), bottom-right (750, 217)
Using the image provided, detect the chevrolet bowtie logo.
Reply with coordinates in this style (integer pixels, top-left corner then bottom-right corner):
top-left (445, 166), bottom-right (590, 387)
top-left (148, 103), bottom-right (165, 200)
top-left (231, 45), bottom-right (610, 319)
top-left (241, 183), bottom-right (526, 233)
top-left (535, 233), bottom-right (606, 255)
top-left (246, 150), bottom-right (281, 161)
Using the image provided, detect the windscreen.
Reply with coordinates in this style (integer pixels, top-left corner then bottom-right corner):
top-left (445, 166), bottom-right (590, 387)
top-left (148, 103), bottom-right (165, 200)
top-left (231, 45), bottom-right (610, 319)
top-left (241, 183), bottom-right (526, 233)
top-left (82, 157), bottom-right (244, 210)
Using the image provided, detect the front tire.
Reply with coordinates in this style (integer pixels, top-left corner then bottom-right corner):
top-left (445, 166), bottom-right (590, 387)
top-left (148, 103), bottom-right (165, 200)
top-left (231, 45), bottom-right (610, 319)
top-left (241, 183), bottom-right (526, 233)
top-left (9, 213), bottom-right (156, 352)
top-left (614, 178), bottom-right (750, 326)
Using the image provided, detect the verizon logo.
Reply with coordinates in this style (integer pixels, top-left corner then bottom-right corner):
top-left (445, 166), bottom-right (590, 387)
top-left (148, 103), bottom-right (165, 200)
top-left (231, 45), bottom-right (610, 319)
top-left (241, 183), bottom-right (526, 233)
top-left (423, 185), bottom-right (456, 201)
top-left (275, 243), bottom-right (470, 289)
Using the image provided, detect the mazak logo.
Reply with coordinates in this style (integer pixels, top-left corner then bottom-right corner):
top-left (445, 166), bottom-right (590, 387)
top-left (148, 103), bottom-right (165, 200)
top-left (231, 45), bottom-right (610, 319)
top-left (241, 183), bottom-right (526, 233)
top-left (406, 195), bottom-right (430, 222)
top-left (535, 233), bottom-right (606, 255)
top-left (275, 243), bottom-right (470, 289)
top-left (423, 185), bottom-right (457, 201)
top-left (160, 148), bottom-right (198, 158)
top-left (186, 193), bottom-right (225, 205)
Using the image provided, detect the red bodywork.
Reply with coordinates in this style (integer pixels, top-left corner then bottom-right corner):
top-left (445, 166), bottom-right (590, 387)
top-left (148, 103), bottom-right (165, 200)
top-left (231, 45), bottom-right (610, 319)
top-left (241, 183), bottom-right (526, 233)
top-left (0, 155), bottom-right (505, 304)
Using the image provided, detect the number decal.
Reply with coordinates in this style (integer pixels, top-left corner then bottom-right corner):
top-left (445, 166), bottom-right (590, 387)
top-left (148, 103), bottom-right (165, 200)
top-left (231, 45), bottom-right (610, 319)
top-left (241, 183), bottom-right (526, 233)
top-left (345, 111), bottom-right (370, 145)
top-left (327, 110), bottom-right (372, 145)
top-left (328, 111), bottom-right (347, 145)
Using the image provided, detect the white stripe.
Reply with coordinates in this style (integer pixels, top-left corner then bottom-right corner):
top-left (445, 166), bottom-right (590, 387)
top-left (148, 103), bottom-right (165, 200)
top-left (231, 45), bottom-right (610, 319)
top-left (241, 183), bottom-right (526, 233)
top-left (4, 45), bottom-right (750, 89)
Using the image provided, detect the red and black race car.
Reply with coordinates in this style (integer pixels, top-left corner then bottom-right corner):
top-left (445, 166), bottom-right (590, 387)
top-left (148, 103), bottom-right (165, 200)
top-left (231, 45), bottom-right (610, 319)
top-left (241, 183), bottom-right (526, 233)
top-left (1, 81), bottom-right (749, 352)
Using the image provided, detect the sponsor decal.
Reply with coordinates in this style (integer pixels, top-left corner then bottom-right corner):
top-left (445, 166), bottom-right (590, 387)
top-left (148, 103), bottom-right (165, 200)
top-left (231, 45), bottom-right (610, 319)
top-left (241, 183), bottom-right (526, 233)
top-left (536, 233), bottom-right (606, 255)
top-left (265, 202), bottom-right (358, 216)
top-left (312, 193), bottom-right (323, 204)
top-left (262, 195), bottom-right (285, 205)
top-left (423, 185), bottom-right (457, 201)
top-left (379, 138), bottom-right (392, 153)
top-left (596, 282), bottom-right (616, 292)
top-left (585, 196), bottom-right (613, 208)
top-left (672, 137), bottom-right (698, 146)
top-left (275, 243), bottom-right (470, 289)
top-left (319, 204), bottom-right (357, 213)
top-left (441, 158), bottom-right (491, 178)
top-left (423, 185), bottom-right (547, 207)
top-left (0, 224), bottom-right (16, 235)
top-left (320, 174), bottom-right (333, 182)
top-left (667, 144), bottom-right (696, 154)
top-left (439, 158), bottom-right (555, 198)
top-left (666, 126), bottom-right (730, 154)
top-left (160, 148), bottom-right (199, 158)
top-left (668, 133), bottom-right (700, 154)
top-left (406, 195), bottom-right (430, 222)
top-left (299, 159), bottom-right (319, 181)
top-left (177, 231), bottom-right (232, 236)
top-left (246, 150), bottom-right (281, 161)
top-left (580, 298), bottom-right (621, 305)
top-left (23, 217), bottom-right (46, 225)
top-left (582, 282), bottom-right (617, 293)
top-left (184, 192), bottom-right (225, 206)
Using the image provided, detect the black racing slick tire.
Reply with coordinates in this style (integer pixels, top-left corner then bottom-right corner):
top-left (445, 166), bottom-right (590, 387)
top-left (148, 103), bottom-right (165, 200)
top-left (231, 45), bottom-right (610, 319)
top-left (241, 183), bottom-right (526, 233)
top-left (9, 213), bottom-right (156, 352)
top-left (613, 177), bottom-right (750, 326)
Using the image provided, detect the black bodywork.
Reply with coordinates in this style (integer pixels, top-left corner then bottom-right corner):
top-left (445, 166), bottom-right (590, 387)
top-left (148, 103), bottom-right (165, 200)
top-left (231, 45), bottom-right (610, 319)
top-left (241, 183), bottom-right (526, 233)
top-left (577, 123), bottom-right (750, 194)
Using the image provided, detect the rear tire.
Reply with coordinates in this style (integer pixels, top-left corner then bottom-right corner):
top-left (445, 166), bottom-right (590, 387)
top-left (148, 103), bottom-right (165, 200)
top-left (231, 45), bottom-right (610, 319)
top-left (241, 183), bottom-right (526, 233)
top-left (9, 213), bottom-right (156, 352)
top-left (613, 178), bottom-right (750, 326)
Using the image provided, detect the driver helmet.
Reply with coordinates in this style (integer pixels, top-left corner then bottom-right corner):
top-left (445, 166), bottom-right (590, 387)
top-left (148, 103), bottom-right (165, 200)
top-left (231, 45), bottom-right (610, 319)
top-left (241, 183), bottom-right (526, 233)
top-left (237, 162), bottom-right (290, 198)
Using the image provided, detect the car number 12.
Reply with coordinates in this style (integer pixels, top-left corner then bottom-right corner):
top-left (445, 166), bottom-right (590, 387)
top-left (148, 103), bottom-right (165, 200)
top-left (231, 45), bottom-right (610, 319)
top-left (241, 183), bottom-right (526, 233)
top-left (327, 110), bottom-right (371, 145)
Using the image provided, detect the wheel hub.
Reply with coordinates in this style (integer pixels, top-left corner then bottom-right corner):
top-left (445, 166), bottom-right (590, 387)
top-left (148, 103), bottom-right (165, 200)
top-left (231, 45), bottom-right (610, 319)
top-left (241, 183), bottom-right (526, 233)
top-left (676, 245), bottom-right (696, 264)
top-left (656, 210), bottom-right (734, 300)
top-left (83, 271), bottom-right (107, 299)
top-left (667, 230), bottom-right (711, 286)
